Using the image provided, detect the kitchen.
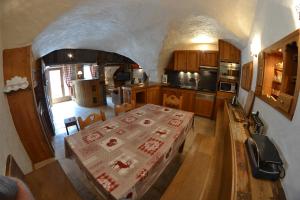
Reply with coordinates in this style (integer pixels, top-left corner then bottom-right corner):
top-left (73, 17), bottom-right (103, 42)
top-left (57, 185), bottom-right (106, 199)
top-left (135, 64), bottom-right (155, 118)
top-left (122, 39), bottom-right (241, 119)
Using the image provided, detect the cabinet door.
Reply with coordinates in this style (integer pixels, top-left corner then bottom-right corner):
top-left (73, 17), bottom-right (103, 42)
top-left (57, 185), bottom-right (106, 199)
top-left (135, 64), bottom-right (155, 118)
top-left (147, 86), bottom-right (161, 105)
top-left (174, 51), bottom-right (187, 71)
top-left (187, 51), bottom-right (199, 72)
top-left (219, 40), bottom-right (231, 62)
top-left (195, 98), bottom-right (214, 117)
top-left (231, 46), bottom-right (241, 64)
top-left (180, 90), bottom-right (196, 112)
top-left (200, 51), bottom-right (218, 67)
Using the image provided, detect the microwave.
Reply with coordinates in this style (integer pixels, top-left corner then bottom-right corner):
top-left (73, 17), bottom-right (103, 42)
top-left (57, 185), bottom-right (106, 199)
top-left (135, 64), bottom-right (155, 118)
top-left (219, 81), bottom-right (237, 93)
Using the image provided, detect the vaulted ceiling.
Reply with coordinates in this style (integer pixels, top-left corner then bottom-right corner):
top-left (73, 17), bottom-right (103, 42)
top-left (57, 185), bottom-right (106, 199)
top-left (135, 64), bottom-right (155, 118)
top-left (2, 0), bottom-right (258, 80)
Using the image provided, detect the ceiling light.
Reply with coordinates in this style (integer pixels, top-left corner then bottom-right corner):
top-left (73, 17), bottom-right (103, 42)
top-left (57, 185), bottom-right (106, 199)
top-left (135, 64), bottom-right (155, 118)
top-left (67, 53), bottom-right (73, 58)
top-left (191, 35), bottom-right (215, 44)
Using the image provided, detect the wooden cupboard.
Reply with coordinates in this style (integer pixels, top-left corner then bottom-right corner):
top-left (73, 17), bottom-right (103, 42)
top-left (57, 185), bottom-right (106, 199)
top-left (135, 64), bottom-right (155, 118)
top-left (241, 61), bottom-right (253, 91)
top-left (180, 89), bottom-right (196, 112)
top-left (161, 87), bottom-right (196, 112)
top-left (219, 40), bottom-right (241, 63)
top-left (173, 50), bottom-right (199, 72)
top-left (255, 29), bottom-right (300, 120)
top-left (3, 46), bottom-right (54, 164)
top-left (187, 51), bottom-right (199, 72)
top-left (174, 51), bottom-right (188, 71)
top-left (194, 93), bottom-right (215, 118)
top-left (200, 51), bottom-right (218, 67)
top-left (147, 86), bottom-right (161, 105)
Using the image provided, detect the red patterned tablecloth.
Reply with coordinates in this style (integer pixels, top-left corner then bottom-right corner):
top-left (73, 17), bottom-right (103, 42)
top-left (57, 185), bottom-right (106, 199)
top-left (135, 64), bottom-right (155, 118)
top-left (65, 104), bottom-right (194, 200)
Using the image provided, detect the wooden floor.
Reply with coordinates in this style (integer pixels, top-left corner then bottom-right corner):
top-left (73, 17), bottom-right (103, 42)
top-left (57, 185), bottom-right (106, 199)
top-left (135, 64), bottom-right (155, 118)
top-left (161, 110), bottom-right (224, 200)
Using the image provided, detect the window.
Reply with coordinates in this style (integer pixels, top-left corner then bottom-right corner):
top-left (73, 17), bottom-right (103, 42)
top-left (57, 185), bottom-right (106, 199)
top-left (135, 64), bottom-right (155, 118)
top-left (84, 65), bottom-right (93, 79)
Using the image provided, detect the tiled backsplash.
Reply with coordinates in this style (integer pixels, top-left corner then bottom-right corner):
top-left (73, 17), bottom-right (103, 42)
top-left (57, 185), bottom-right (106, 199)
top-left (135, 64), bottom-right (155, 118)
top-left (167, 71), bottom-right (199, 87)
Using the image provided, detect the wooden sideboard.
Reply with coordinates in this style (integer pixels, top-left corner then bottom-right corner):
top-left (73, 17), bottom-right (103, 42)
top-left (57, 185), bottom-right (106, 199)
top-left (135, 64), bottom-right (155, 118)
top-left (221, 101), bottom-right (286, 199)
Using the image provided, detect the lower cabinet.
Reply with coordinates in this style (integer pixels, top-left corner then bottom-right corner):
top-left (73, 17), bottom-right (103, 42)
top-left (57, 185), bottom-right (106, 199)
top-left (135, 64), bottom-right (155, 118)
top-left (194, 93), bottom-right (215, 118)
top-left (180, 89), bottom-right (196, 112)
top-left (147, 86), bottom-right (161, 105)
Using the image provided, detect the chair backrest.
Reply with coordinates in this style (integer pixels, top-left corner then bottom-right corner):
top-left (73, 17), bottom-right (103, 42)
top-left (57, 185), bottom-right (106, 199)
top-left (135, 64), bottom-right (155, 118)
top-left (5, 154), bottom-right (26, 182)
top-left (114, 100), bottom-right (135, 116)
top-left (78, 110), bottom-right (106, 129)
top-left (244, 90), bottom-right (255, 117)
top-left (163, 94), bottom-right (183, 109)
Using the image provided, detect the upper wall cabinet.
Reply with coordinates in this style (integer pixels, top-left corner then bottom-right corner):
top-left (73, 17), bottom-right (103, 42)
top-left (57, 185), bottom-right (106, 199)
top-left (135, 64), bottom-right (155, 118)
top-left (200, 51), bottom-right (218, 67)
top-left (255, 29), bottom-right (300, 120)
top-left (174, 50), bottom-right (199, 72)
top-left (219, 40), bottom-right (241, 64)
top-left (172, 50), bottom-right (218, 72)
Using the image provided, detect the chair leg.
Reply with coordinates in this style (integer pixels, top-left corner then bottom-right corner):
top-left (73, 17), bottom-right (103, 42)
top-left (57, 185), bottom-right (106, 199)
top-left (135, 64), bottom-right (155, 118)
top-left (65, 127), bottom-right (69, 135)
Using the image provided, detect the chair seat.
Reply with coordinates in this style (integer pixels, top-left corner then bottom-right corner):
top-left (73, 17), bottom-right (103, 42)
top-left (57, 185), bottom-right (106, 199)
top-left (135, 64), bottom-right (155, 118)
top-left (25, 161), bottom-right (82, 200)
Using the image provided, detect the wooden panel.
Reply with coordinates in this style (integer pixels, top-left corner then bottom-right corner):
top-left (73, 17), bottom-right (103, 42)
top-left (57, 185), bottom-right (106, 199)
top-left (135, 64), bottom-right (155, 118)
top-left (3, 46), bottom-right (54, 164)
top-left (187, 51), bottom-right (199, 72)
top-left (200, 51), bottom-right (218, 67)
top-left (194, 98), bottom-right (214, 117)
top-left (241, 61), bottom-right (253, 91)
top-left (146, 86), bottom-right (161, 105)
top-left (219, 40), bottom-right (241, 63)
top-left (219, 40), bottom-right (232, 62)
top-left (180, 89), bottom-right (196, 112)
top-left (214, 91), bottom-right (235, 119)
top-left (174, 51), bottom-right (187, 71)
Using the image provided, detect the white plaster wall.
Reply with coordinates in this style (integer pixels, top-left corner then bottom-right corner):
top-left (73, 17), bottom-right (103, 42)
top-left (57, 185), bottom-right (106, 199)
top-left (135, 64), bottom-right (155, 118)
top-left (0, 2), bottom-right (32, 174)
top-left (238, 0), bottom-right (300, 199)
top-left (2, 0), bottom-right (258, 81)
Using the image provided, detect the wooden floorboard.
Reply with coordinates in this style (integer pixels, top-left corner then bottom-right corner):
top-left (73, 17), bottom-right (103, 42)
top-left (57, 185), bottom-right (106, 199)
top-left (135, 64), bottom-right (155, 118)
top-left (25, 160), bottom-right (82, 200)
top-left (161, 110), bottom-right (224, 200)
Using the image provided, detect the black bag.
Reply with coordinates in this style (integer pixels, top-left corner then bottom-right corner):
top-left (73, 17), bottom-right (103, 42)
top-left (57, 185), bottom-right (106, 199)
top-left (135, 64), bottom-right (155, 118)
top-left (245, 134), bottom-right (285, 181)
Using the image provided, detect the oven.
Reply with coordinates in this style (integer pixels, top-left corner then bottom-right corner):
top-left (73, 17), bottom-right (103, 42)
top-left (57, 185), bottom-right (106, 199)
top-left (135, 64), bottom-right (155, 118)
top-left (219, 62), bottom-right (240, 81)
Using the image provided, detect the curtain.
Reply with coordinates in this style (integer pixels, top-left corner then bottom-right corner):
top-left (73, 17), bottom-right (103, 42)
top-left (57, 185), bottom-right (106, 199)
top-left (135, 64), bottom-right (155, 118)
top-left (90, 65), bottom-right (98, 79)
top-left (63, 65), bottom-right (72, 95)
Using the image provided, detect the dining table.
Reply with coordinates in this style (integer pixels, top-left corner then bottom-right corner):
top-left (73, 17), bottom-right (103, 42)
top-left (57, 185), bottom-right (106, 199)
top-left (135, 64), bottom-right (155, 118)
top-left (65, 104), bottom-right (194, 200)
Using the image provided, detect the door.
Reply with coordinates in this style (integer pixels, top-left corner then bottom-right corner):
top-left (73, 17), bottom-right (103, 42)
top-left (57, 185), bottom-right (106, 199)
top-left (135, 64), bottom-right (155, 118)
top-left (48, 68), bottom-right (71, 104)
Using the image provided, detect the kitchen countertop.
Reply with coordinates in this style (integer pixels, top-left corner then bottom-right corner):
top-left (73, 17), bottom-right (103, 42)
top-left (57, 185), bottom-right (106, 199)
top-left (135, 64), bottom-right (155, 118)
top-left (122, 82), bottom-right (217, 93)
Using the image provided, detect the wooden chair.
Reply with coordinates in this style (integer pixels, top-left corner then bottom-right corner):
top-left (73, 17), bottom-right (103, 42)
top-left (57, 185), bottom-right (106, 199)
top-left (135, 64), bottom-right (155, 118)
top-left (163, 94), bottom-right (183, 109)
top-left (77, 110), bottom-right (106, 129)
top-left (5, 154), bottom-right (81, 200)
top-left (114, 100), bottom-right (136, 116)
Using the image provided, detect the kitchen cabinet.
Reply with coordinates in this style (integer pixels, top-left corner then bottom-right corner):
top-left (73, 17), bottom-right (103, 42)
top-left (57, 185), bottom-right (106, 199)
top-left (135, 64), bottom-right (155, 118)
top-left (173, 50), bottom-right (199, 72)
top-left (180, 89), bottom-right (196, 112)
top-left (161, 87), bottom-right (196, 112)
top-left (174, 51), bottom-right (187, 71)
top-left (147, 86), bottom-right (161, 105)
top-left (187, 51), bottom-right (199, 72)
top-left (3, 46), bottom-right (54, 164)
top-left (219, 40), bottom-right (241, 64)
top-left (200, 51), bottom-right (218, 67)
top-left (194, 93), bottom-right (215, 118)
